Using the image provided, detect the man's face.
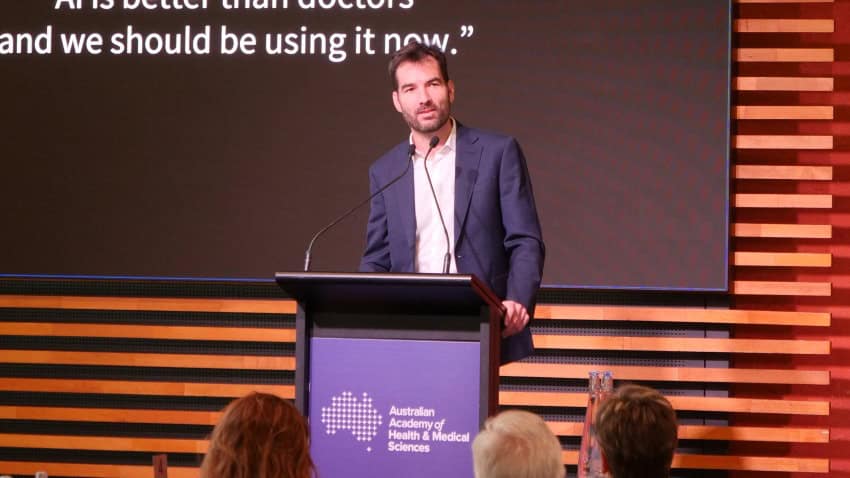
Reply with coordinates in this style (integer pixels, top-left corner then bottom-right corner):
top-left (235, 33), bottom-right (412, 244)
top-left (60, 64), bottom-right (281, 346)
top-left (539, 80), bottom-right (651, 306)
top-left (392, 57), bottom-right (455, 134)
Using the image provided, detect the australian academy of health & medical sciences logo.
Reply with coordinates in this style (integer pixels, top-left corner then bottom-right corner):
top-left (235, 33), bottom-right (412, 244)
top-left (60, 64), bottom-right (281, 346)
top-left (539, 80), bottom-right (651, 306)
top-left (320, 391), bottom-right (383, 452)
top-left (320, 390), bottom-right (471, 454)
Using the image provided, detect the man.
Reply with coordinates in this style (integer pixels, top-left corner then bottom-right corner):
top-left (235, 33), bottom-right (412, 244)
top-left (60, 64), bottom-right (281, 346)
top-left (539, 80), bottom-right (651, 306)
top-left (359, 41), bottom-right (545, 363)
top-left (471, 409), bottom-right (565, 478)
top-left (595, 385), bottom-right (678, 478)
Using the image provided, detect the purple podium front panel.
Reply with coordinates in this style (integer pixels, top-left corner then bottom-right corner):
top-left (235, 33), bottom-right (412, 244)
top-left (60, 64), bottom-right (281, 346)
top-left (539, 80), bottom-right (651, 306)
top-left (309, 337), bottom-right (480, 478)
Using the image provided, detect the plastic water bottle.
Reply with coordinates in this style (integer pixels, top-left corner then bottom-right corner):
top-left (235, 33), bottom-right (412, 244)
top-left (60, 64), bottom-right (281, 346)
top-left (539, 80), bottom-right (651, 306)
top-left (577, 371), bottom-right (613, 478)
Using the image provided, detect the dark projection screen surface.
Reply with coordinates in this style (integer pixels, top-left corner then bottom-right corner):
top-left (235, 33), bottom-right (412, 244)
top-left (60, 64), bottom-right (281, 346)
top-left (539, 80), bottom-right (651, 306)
top-left (0, 1), bottom-right (730, 291)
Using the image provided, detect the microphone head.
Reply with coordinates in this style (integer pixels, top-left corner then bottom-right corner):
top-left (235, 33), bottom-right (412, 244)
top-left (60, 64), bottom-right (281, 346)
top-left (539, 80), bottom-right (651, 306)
top-left (429, 136), bottom-right (440, 148)
top-left (408, 143), bottom-right (416, 156)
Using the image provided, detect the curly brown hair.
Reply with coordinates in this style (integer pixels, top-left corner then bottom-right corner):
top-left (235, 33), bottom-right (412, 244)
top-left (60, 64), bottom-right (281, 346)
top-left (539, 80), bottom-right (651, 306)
top-left (200, 392), bottom-right (315, 478)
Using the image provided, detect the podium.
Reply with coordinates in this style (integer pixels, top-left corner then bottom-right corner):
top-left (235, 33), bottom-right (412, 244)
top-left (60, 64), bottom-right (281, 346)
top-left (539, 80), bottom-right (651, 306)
top-left (274, 272), bottom-right (502, 478)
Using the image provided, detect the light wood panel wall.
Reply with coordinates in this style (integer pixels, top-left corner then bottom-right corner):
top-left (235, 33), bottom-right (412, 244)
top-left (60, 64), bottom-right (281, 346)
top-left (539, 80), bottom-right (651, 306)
top-left (0, 289), bottom-right (832, 476)
top-left (503, 306), bottom-right (831, 473)
top-left (726, 0), bottom-right (836, 475)
top-left (501, 1), bottom-right (836, 474)
top-left (0, 293), bottom-right (296, 476)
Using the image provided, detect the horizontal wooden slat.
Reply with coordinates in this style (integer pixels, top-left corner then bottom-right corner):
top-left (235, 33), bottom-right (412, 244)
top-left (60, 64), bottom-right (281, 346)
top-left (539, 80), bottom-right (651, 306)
top-left (671, 454), bottom-right (829, 473)
top-left (560, 451), bottom-right (828, 473)
top-left (735, 193), bottom-right (832, 208)
top-left (735, 135), bottom-right (833, 149)
top-left (669, 395), bottom-right (830, 415)
top-left (735, 77), bottom-right (834, 91)
top-left (531, 335), bottom-right (829, 354)
top-left (733, 223), bottom-right (832, 239)
top-left (0, 322), bottom-right (296, 342)
top-left (547, 422), bottom-right (829, 443)
top-left (533, 305), bottom-right (830, 326)
top-left (0, 434), bottom-right (208, 453)
top-left (500, 391), bottom-right (829, 415)
top-left (734, 251), bottom-right (831, 267)
top-left (0, 455), bottom-right (829, 477)
top-left (732, 280), bottom-right (832, 296)
top-left (3, 423), bottom-right (827, 468)
top-left (0, 416), bottom-right (829, 450)
top-left (735, 48), bottom-right (834, 62)
top-left (676, 425), bottom-right (829, 443)
top-left (0, 462), bottom-right (198, 478)
top-left (735, 19), bottom-right (834, 33)
top-left (16, 405), bottom-right (825, 440)
top-left (500, 363), bottom-right (829, 385)
top-left (735, 165), bottom-right (833, 180)
top-left (735, 105), bottom-right (833, 119)
top-left (0, 350), bottom-right (295, 370)
top-left (0, 295), bottom-right (296, 314)
top-left (0, 406), bottom-right (221, 425)
top-left (0, 378), bottom-right (294, 399)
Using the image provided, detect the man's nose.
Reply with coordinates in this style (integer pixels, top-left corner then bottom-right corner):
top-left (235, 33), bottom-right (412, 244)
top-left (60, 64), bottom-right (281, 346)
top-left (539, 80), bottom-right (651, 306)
top-left (417, 88), bottom-right (432, 104)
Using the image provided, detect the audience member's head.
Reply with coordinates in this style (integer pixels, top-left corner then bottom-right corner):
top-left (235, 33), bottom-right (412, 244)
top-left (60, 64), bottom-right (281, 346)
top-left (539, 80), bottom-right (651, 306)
top-left (472, 409), bottom-right (565, 478)
top-left (595, 384), bottom-right (678, 478)
top-left (201, 392), bottom-right (315, 478)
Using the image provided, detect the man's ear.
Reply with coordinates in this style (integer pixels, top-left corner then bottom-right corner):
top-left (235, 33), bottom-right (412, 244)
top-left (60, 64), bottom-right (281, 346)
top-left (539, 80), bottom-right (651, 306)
top-left (392, 90), bottom-right (402, 113)
top-left (447, 79), bottom-right (455, 104)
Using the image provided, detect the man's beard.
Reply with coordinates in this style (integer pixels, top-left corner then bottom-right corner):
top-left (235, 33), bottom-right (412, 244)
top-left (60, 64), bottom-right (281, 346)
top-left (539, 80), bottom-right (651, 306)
top-left (403, 104), bottom-right (450, 134)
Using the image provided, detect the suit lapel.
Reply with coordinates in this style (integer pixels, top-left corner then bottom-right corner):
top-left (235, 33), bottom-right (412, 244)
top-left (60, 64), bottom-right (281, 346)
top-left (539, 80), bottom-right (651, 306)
top-left (454, 126), bottom-right (482, 244)
top-left (392, 148), bottom-right (417, 251)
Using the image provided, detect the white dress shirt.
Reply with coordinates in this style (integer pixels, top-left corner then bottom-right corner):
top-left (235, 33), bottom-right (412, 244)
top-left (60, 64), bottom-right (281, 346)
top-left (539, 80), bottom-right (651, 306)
top-left (412, 120), bottom-right (457, 273)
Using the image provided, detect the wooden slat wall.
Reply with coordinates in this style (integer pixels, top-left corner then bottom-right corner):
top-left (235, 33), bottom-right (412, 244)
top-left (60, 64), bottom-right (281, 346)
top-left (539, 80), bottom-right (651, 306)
top-left (0, 294), bottom-right (832, 476)
top-left (4, 308), bottom-right (820, 469)
top-left (500, 1), bottom-right (835, 475)
top-left (0, 2), bottom-right (836, 477)
top-left (503, 308), bottom-right (830, 473)
top-left (0, 295), bottom-right (296, 476)
top-left (727, 0), bottom-right (837, 476)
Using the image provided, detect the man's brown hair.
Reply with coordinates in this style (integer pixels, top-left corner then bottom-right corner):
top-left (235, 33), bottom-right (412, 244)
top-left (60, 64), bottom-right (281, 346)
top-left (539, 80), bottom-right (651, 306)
top-left (388, 41), bottom-right (450, 91)
top-left (595, 384), bottom-right (678, 478)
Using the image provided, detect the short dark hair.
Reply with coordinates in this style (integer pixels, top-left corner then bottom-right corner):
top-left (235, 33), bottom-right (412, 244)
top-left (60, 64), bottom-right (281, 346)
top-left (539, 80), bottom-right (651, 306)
top-left (388, 41), bottom-right (450, 91)
top-left (595, 385), bottom-right (678, 478)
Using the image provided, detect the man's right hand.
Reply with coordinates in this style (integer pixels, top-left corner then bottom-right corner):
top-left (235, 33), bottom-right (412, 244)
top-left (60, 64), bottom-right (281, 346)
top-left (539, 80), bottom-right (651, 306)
top-left (501, 299), bottom-right (529, 337)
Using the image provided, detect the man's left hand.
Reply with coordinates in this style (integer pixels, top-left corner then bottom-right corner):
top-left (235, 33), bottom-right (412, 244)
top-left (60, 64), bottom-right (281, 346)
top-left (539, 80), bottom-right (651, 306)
top-left (501, 300), bottom-right (529, 337)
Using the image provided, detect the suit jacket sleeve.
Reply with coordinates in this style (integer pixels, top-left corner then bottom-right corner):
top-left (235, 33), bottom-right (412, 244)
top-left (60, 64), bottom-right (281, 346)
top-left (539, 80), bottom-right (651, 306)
top-left (359, 165), bottom-right (391, 272)
top-left (499, 138), bottom-right (545, 312)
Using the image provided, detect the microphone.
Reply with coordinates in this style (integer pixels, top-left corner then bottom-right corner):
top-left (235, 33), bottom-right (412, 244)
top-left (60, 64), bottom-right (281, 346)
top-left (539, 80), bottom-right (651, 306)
top-left (303, 143), bottom-right (416, 271)
top-left (422, 135), bottom-right (452, 274)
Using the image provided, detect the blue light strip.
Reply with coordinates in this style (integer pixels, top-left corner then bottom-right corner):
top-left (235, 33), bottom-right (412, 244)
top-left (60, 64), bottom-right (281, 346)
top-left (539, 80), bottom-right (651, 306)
top-left (0, 273), bottom-right (274, 283)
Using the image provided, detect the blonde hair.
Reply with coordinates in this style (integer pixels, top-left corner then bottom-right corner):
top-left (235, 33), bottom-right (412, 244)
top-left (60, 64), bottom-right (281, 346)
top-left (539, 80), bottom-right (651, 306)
top-left (200, 392), bottom-right (315, 478)
top-left (472, 409), bottom-right (565, 478)
top-left (595, 385), bottom-right (678, 478)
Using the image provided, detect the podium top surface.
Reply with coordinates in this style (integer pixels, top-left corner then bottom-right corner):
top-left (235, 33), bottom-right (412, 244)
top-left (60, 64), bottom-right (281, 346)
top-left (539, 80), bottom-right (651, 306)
top-left (274, 272), bottom-right (502, 311)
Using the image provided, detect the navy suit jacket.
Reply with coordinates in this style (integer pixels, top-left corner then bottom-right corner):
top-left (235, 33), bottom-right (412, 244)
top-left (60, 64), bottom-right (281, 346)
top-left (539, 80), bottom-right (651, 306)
top-left (359, 124), bottom-right (545, 363)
